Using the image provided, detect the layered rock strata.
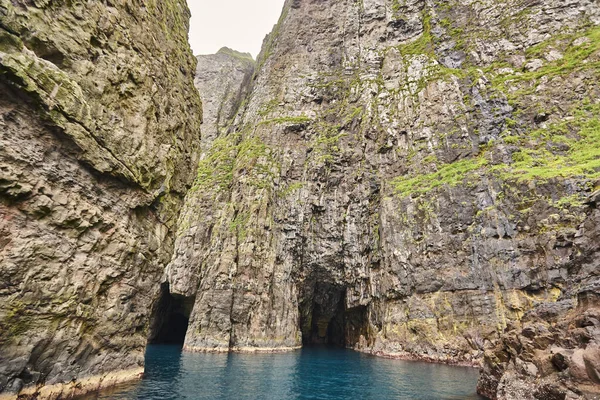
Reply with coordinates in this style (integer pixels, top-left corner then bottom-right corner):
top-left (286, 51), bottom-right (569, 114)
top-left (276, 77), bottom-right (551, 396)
top-left (0, 0), bottom-right (201, 398)
top-left (173, 0), bottom-right (600, 398)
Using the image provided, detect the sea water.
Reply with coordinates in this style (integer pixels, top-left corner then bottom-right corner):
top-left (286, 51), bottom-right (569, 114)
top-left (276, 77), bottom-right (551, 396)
top-left (81, 345), bottom-right (484, 399)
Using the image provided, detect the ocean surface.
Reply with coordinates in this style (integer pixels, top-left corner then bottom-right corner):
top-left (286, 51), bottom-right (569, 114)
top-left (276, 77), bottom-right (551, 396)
top-left (80, 345), bottom-right (484, 400)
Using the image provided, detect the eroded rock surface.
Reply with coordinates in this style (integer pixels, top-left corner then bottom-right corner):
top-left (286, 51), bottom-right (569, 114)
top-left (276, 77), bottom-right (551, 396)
top-left (164, 45), bottom-right (256, 352)
top-left (478, 195), bottom-right (600, 399)
top-left (0, 0), bottom-right (201, 398)
top-left (173, 0), bottom-right (600, 398)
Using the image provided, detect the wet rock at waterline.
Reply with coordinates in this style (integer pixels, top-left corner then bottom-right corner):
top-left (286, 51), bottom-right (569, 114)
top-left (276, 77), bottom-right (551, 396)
top-left (1, 0), bottom-right (600, 399)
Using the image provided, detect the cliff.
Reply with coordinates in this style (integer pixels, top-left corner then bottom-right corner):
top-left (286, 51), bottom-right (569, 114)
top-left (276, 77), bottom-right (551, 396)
top-left (194, 47), bottom-right (255, 146)
top-left (0, 0), bottom-right (201, 398)
top-left (173, 0), bottom-right (600, 398)
top-left (156, 46), bottom-right (255, 350)
top-left (1, 0), bottom-right (599, 399)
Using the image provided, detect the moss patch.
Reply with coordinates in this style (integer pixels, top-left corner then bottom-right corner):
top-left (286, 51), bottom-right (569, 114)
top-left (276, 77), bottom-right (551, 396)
top-left (392, 101), bottom-right (600, 198)
top-left (191, 132), bottom-right (277, 195)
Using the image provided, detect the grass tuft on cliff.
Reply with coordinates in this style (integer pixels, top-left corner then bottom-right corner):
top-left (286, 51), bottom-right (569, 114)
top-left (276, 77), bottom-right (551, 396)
top-left (392, 102), bottom-right (600, 198)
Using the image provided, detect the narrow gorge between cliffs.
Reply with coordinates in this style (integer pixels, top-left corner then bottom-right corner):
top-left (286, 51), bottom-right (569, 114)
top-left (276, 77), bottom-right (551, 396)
top-left (1, 0), bottom-right (599, 399)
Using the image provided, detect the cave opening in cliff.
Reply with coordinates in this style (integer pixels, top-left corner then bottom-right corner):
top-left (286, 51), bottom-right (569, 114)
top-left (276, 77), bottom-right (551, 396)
top-left (148, 283), bottom-right (195, 346)
top-left (300, 282), bottom-right (369, 348)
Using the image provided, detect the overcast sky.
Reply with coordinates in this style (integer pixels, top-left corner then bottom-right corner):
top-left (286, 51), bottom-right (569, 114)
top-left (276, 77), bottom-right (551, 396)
top-left (187, 0), bottom-right (286, 58)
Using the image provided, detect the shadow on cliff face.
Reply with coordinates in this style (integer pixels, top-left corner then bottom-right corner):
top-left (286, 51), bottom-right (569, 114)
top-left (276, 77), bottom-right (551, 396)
top-left (300, 282), bottom-right (369, 347)
top-left (148, 283), bottom-right (195, 346)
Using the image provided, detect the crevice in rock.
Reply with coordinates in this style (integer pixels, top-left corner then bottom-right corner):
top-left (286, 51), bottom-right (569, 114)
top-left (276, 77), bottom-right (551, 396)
top-left (22, 36), bottom-right (67, 68)
top-left (148, 283), bottom-right (195, 346)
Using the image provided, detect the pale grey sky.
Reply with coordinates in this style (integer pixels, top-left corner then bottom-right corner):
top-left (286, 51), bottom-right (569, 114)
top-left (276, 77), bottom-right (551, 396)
top-left (187, 0), bottom-right (286, 58)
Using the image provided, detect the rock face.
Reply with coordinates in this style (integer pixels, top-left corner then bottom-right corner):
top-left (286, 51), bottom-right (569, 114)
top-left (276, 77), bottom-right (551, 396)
top-left (158, 46), bottom-right (256, 351)
top-left (173, 0), bottom-right (600, 398)
top-left (194, 47), bottom-right (255, 146)
top-left (1, 0), bottom-right (599, 399)
top-left (0, 0), bottom-right (201, 398)
top-left (478, 191), bottom-right (600, 399)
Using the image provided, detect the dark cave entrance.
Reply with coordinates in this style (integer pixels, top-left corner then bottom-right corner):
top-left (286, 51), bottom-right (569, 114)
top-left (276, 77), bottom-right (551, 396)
top-left (299, 282), bottom-right (369, 347)
top-left (148, 283), bottom-right (195, 346)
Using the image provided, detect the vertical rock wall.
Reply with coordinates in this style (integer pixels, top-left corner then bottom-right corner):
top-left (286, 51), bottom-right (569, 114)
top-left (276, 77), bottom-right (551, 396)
top-left (176, 0), bottom-right (600, 398)
top-left (194, 47), bottom-right (255, 146)
top-left (0, 0), bottom-right (201, 398)
top-left (1, 0), bottom-right (599, 399)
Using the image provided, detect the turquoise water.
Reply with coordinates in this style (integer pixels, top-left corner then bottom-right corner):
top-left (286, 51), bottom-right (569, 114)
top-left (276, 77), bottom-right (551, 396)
top-left (82, 345), bottom-right (484, 399)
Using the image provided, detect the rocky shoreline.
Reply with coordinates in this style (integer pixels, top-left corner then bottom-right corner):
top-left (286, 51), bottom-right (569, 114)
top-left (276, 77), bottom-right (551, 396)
top-left (0, 368), bottom-right (144, 400)
top-left (358, 348), bottom-right (481, 369)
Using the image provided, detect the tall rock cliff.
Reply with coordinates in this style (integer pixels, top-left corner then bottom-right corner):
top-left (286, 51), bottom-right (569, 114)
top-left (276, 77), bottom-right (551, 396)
top-left (194, 47), bottom-right (255, 147)
top-left (155, 46), bottom-right (255, 350)
top-left (0, 0), bottom-right (201, 398)
top-left (174, 0), bottom-right (600, 398)
top-left (1, 0), bottom-right (599, 399)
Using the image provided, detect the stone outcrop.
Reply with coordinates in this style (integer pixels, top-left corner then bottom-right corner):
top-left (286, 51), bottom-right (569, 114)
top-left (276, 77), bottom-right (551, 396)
top-left (0, 0), bottom-right (201, 398)
top-left (478, 192), bottom-right (600, 399)
top-left (172, 0), bottom-right (600, 398)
